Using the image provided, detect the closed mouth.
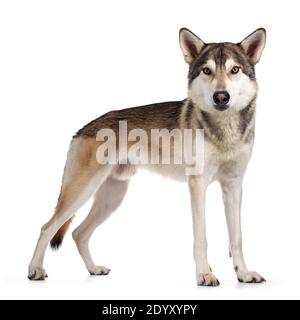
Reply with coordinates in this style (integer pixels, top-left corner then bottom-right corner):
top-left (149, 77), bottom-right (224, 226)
top-left (214, 104), bottom-right (229, 111)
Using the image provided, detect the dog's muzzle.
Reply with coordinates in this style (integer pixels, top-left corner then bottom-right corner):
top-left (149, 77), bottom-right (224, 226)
top-left (213, 91), bottom-right (230, 111)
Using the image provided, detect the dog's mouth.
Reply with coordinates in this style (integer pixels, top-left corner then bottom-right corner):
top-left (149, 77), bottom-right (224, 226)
top-left (213, 104), bottom-right (229, 112)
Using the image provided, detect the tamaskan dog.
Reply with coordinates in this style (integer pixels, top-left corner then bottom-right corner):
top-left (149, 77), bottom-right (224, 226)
top-left (28, 28), bottom-right (266, 286)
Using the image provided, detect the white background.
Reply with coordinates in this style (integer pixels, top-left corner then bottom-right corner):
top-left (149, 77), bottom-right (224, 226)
top-left (0, 0), bottom-right (299, 300)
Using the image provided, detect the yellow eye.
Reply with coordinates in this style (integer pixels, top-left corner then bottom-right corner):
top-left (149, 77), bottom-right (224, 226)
top-left (231, 66), bottom-right (240, 74)
top-left (202, 67), bottom-right (212, 75)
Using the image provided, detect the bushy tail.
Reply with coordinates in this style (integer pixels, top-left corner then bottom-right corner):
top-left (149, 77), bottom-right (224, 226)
top-left (50, 216), bottom-right (74, 250)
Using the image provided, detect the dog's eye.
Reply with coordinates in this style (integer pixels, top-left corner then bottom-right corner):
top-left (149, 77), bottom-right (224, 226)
top-left (202, 67), bottom-right (212, 75)
top-left (231, 66), bottom-right (240, 74)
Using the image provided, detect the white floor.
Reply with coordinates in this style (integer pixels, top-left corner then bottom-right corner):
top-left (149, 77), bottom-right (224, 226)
top-left (2, 171), bottom-right (299, 300)
top-left (3, 272), bottom-right (296, 300)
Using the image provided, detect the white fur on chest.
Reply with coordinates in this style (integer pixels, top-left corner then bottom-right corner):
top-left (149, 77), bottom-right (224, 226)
top-left (202, 139), bottom-right (253, 185)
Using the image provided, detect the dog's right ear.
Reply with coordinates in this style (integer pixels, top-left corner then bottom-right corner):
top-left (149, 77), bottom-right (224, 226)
top-left (179, 28), bottom-right (206, 64)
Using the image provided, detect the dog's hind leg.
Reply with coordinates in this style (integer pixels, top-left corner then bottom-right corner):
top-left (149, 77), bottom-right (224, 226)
top-left (28, 138), bottom-right (112, 280)
top-left (72, 165), bottom-right (134, 275)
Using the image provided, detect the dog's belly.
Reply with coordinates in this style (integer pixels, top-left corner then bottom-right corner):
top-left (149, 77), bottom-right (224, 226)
top-left (140, 164), bottom-right (188, 182)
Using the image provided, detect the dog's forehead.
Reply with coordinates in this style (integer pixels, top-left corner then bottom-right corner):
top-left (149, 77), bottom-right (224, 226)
top-left (201, 43), bottom-right (242, 66)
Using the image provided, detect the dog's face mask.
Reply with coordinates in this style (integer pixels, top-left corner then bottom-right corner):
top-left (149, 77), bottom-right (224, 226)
top-left (179, 28), bottom-right (266, 113)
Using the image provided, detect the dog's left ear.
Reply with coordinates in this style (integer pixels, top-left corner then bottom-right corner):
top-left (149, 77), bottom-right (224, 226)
top-left (179, 28), bottom-right (206, 64)
top-left (239, 28), bottom-right (266, 65)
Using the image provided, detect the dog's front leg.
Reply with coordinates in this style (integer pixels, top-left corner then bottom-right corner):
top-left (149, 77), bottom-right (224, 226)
top-left (188, 175), bottom-right (219, 286)
top-left (221, 177), bottom-right (265, 283)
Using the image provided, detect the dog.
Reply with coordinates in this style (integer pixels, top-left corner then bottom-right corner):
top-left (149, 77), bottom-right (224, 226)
top-left (28, 28), bottom-right (266, 286)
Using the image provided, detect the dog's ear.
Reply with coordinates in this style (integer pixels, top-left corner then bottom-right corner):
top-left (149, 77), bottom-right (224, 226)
top-left (179, 28), bottom-right (206, 64)
top-left (239, 28), bottom-right (266, 65)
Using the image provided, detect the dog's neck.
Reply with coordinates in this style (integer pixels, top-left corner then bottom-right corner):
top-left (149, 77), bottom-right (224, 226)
top-left (188, 98), bottom-right (256, 148)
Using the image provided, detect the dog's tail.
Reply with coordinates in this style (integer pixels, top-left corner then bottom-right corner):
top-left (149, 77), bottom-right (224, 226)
top-left (50, 216), bottom-right (74, 250)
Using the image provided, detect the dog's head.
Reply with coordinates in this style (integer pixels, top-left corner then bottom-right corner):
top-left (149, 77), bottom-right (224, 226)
top-left (179, 28), bottom-right (266, 113)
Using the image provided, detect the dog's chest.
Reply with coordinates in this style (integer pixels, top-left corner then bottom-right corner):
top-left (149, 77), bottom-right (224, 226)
top-left (203, 138), bottom-right (252, 184)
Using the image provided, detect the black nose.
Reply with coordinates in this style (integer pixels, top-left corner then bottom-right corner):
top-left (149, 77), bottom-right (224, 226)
top-left (213, 91), bottom-right (230, 106)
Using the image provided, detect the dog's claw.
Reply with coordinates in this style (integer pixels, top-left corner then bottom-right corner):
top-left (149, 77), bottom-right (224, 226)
top-left (28, 267), bottom-right (48, 280)
top-left (237, 271), bottom-right (265, 284)
top-left (197, 273), bottom-right (220, 287)
top-left (89, 266), bottom-right (111, 276)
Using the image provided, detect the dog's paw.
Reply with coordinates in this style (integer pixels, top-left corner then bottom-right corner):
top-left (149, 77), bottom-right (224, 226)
top-left (197, 273), bottom-right (220, 287)
top-left (28, 267), bottom-right (48, 280)
top-left (89, 265), bottom-right (111, 276)
top-left (237, 271), bottom-right (266, 283)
